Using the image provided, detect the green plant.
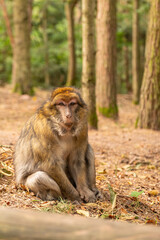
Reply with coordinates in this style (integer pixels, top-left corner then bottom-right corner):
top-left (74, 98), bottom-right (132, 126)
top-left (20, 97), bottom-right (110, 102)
top-left (108, 183), bottom-right (117, 213)
top-left (130, 190), bottom-right (144, 207)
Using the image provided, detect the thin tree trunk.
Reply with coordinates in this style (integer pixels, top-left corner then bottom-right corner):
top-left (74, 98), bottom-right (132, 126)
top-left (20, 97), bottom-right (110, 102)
top-left (82, 0), bottom-right (97, 128)
top-left (132, 0), bottom-right (141, 104)
top-left (12, 0), bottom-right (32, 95)
top-left (65, 0), bottom-right (78, 86)
top-left (0, 0), bottom-right (14, 49)
top-left (96, 0), bottom-right (118, 119)
top-left (138, 0), bottom-right (160, 130)
top-left (43, 0), bottom-right (50, 86)
top-left (123, 43), bottom-right (131, 92)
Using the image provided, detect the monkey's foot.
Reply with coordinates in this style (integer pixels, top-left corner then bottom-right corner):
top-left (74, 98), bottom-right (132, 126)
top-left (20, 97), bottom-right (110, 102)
top-left (36, 190), bottom-right (60, 201)
top-left (79, 189), bottom-right (96, 203)
top-left (92, 187), bottom-right (104, 201)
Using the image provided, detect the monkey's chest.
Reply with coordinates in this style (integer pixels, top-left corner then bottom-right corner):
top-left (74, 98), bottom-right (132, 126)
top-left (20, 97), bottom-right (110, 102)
top-left (58, 136), bottom-right (76, 160)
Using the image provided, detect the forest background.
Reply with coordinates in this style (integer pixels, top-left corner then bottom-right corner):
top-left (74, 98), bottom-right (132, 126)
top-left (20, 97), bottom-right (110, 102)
top-left (0, 0), bottom-right (159, 130)
top-left (0, 0), bottom-right (160, 227)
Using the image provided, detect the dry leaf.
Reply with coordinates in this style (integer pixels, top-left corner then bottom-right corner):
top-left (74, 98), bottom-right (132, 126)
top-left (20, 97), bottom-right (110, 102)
top-left (98, 169), bottom-right (107, 174)
top-left (148, 190), bottom-right (159, 196)
top-left (86, 203), bottom-right (98, 208)
top-left (120, 208), bottom-right (128, 215)
top-left (77, 210), bottom-right (90, 217)
top-left (146, 219), bottom-right (157, 225)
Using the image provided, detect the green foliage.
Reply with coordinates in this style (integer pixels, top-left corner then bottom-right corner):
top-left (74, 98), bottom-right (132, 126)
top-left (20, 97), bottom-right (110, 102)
top-left (117, 0), bottom-right (150, 94)
top-left (0, 0), bottom-right (149, 90)
top-left (108, 183), bottom-right (117, 212)
top-left (0, 0), bottom-right (82, 87)
top-left (130, 191), bottom-right (144, 199)
top-left (0, 16), bottom-right (12, 84)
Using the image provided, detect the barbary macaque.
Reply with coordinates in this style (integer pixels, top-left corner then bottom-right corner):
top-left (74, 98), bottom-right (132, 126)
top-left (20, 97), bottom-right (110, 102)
top-left (14, 87), bottom-right (100, 202)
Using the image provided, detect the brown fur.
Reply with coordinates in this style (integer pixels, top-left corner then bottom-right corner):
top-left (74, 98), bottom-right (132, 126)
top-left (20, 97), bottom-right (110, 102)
top-left (14, 87), bottom-right (100, 202)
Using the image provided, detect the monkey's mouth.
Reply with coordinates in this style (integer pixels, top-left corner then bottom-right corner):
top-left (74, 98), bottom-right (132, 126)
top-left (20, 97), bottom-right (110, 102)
top-left (64, 123), bottom-right (73, 129)
top-left (60, 122), bottom-right (73, 130)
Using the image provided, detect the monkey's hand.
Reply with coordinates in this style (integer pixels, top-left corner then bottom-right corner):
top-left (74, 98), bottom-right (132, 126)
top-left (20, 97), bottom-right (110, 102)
top-left (78, 188), bottom-right (96, 203)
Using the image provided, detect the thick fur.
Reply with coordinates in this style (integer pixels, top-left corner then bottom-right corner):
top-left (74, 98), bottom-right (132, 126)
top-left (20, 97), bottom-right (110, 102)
top-left (14, 87), bottom-right (99, 202)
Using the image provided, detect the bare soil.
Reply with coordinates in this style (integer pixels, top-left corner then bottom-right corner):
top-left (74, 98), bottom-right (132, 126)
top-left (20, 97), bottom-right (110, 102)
top-left (0, 85), bottom-right (160, 225)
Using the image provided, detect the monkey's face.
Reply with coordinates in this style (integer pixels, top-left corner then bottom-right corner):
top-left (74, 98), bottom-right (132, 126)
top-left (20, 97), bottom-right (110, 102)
top-left (54, 97), bottom-right (79, 130)
top-left (47, 88), bottom-right (88, 136)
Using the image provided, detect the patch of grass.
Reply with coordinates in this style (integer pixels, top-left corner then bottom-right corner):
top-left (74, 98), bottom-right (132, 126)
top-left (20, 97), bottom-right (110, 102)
top-left (41, 198), bottom-right (75, 214)
top-left (98, 105), bottom-right (118, 118)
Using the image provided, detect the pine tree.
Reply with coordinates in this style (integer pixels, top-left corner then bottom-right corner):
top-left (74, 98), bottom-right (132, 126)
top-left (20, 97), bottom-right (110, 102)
top-left (96, 0), bottom-right (118, 119)
top-left (138, 0), bottom-right (160, 130)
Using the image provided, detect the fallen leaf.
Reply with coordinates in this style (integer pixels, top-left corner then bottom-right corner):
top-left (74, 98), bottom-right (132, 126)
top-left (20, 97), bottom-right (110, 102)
top-left (148, 190), bottom-right (159, 196)
top-left (147, 165), bottom-right (156, 170)
top-left (146, 219), bottom-right (157, 225)
top-left (86, 203), bottom-right (98, 208)
top-left (76, 210), bottom-right (90, 217)
top-left (32, 96), bottom-right (37, 101)
top-left (120, 208), bottom-right (128, 215)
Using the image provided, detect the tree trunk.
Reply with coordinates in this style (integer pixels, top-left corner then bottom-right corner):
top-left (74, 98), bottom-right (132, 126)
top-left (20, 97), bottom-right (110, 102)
top-left (132, 0), bottom-right (141, 104)
top-left (43, 0), bottom-right (50, 87)
top-left (65, 0), bottom-right (78, 86)
top-left (82, 0), bottom-right (97, 128)
top-left (28, 0), bottom-right (33, 34)
top-left (123, 43), bottom-right (131, 92)
top-left (12, 0), bottom-right (32, 95)
top-left (138, 0), bottom-right (160, 130)
top-left (96, 0), bottom-right (118, 119)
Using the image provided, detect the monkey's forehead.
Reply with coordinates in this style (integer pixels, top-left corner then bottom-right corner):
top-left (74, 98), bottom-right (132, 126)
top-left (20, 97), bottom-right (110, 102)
top-left (52, 92), bottom-right (80, 103)
top-left (51, 87), bottom-right (79, 98)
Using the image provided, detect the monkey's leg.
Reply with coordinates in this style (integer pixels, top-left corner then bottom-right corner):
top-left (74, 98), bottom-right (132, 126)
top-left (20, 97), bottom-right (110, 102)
top-left (25, 171), bottom-right (62, 201)
top-left (85, 144), bottom-right (97, 191)
top-left (86, 144), bottom-right (102, 200)
top-left (48, 164), bottom-right (80, 201)
top-left (69, 152), bottom-right (96, 203)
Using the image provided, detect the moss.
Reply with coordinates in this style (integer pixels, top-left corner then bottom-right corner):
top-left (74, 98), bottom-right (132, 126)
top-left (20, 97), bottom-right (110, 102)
top-left (88, 112), bottom-right (98, 129)
top-left (13, 82), bottom-right (22, 94)
top-left (133, 100), bottom-right (139, 105)
top-left (28, 87), bottom-right (35, 96)
top-left (13, 82), bottom-right (34, 96)
top-left (135, 116), bottom-right (139, 128)
top-left (98, 105), bottom-right (118, 118)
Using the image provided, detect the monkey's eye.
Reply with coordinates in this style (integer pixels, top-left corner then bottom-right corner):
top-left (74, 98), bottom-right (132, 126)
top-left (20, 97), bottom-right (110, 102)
top-left (57, 102), bottom-right (65, 106)
top-left (69, 102), bottom-right (77, 106)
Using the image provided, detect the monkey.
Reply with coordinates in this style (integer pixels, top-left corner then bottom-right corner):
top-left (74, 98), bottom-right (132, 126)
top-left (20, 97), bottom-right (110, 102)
top-left (14, 87), bottom-right (100, 202)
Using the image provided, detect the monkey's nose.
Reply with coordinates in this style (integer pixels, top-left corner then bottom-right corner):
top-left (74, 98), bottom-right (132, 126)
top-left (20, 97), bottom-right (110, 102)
top-left (66, 114), bottom-right (71, 118)
top-left (66, 110), bottom-right (72, 118)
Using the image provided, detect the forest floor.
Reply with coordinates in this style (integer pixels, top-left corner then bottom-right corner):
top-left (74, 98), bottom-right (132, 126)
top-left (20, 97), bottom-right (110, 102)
top-left (0, 85), bottom-right (160, 226)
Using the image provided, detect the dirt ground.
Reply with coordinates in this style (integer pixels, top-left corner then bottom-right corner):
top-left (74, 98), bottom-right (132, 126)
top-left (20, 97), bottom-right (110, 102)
top-left (0, 85), bottom-right (160, 225)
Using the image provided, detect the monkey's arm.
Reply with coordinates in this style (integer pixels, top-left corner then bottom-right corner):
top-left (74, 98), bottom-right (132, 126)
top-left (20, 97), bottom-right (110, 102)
top-left (71, 151), bottom-right (96, 203)
top-left (47, 163), bottom-right (80, 201)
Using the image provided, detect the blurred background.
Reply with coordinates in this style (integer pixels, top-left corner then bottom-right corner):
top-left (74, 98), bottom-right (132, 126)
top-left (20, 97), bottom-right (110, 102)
top-left (0, 0), bottom-right (149, 90)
